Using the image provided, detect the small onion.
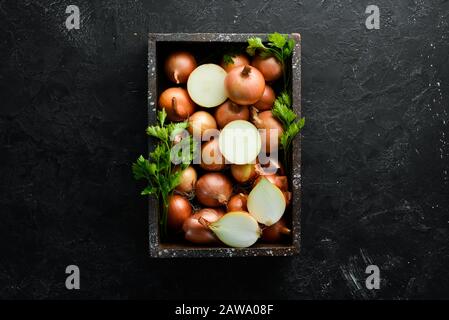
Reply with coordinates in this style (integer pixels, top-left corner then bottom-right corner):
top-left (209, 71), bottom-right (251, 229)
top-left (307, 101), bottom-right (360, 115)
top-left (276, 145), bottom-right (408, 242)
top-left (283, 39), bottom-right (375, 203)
top-left (195, 173), bottom-right (233, 207)
top-left (164, 51), bottom-right (197, 84)
top-left (251, 109), bottom-right (284, 153)
top-left (254, 85), bottom-right (276, 111)
top-left (247, 177), bottom-right (286, 226)
top-left (261, 218), bottom-right (291, 243)
top-left (167, 194), bottom-right (192, 231)
top-left (200, 211), bottom-right (261, 248)
top-left (188, 111), bottom-right (217, 137)
top-left (183, 208), bottom-right (224, 244)
top-left (221, 54), bottom-right (250, 72)
top-left (251, 55), bottom-right (283, 82)
top-left (227, 193), bottom-right (248, 212)
top-left (214, 100), bottom-right (250, 129)
top-left (230, 163), bottom-right (258, 184)
top-left (175, 166), bottom-right (197, 193)
top-left (200, 139), bottom-right (226, 171)
top-left (159, 87), bottom-right (196, 122)
top-left (225, 65), bottom-right (265, 105)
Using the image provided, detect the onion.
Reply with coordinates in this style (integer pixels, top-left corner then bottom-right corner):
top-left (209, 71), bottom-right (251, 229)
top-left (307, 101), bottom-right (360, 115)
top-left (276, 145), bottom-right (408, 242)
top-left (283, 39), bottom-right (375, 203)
top-left (183, 208), bottom-right (223, 244)
top-left (167, 194), bottom-right (192, 231)
top-left (251, 55), bottom-right (283, 82)
top-left (195, 172), bottom-right (233, 207)
top-left (221, 54), bottom-right (250, 72)
top-left (254, 85), bottom-right (276, 111)
top-left (199, 211), bottom-right (261, 248)
top-left (164, 51), bottom-right (197, 84)
top-left (225, 65), bottom-right (265, 105)
top-left (227, 193), bottom-right (248, 212)
top-left (200, 139), bottom-right (226, 171)
top-left (253, 174), bottom-right (288, 192)
top-left (187, 64), bottom-right (227, 108)
top-left (261, 218), bottom-right (291, 243)
top-left (256, 154), bottom-right (284, 176)
top-left (214, 100), bottom-right (250, 129)
top-left (188, 111), bottom-right (217, 138)
top-left (218, 120), bottom-right (261, 165)
top-left (251, 109), bottom-right (284, 153)
top-left (175, 166), bottom-right (197, 193)
top-left (283, 191), bottom-right (292, 206)
top-left (247, 177), bottom-right (286, 226)
top-left (159, 87), bottom-right (196, 122)
top-left (230, 163), bottom-right (258, 184)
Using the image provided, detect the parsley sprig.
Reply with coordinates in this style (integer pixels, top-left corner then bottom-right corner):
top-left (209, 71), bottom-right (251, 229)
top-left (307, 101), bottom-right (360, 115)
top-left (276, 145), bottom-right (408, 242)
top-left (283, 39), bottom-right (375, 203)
top-left (132, 109), bottom-right (195, 235)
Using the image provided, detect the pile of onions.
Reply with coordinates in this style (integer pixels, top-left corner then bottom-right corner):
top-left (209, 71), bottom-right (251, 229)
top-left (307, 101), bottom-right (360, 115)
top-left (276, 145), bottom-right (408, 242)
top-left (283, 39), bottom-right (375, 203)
top-left (254, 85), bottom-right (276, 111)
top-left (261, 218), bottom-right (291, 243)
top-left (227, 193), bottom-right (248, 212)
top-left (164, 51), bottom-right (197, 84)
top-left (175, 166), bottom-right (197, 193)
top-left (251, 109), bottom-right (284, 153)
top-left (183, 208), bottom-right (223, 244)
top-left (200, 139), bottom-right (226, 171)
top-left (230, 163), bottom-right (258, 184)
top-left (225, 65), bottom-right (265, 105)
top-left (251, 55), bottom-right (283, 82)
top-left (187, 64), bottom-right (227, 108)
top-left (159, 87), bottom-right (196, 122)
top-left (221, 54), bottom-right (250, 72)
top-left (214, 100), bottom-right (249, 129)
top-left (195, 173), bottom-right (233, 207)
top-left (167, 194), bottom-right (192, 231)
top-left (188, 111), bottom-right (217, 137)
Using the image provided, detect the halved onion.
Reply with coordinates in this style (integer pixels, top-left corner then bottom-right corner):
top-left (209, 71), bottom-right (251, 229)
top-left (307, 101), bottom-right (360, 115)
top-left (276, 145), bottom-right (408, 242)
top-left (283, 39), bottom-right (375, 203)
top-left (218, 120), bottom-right (261, 165)
top-left (247, 177), bottom-right (286, 226)
top-left (201, 211), bottom-right (261, 248)
top-left (187, 64), bottom-right (227, 108)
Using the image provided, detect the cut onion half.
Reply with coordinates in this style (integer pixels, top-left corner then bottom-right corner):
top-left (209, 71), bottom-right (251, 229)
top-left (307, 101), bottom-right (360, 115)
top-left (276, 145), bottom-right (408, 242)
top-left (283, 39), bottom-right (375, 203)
top-left (218, 120), bottom-right (261, 165)
top-left (247, 177), bottom-right (286, 226)
top-left (201, 211), bottom-right (261, 248)
top-left (187, 64), bottom-right (227, 108)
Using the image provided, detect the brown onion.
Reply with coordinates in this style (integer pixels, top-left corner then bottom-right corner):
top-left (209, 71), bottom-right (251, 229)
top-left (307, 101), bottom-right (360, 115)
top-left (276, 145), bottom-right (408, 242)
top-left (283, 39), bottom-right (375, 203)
top-left (252, 109), bottom-right (284, 153)
top-left (183, 208), bottom-right (224, 244)
top-left (188, 111), bottom-right (217, 137)
top-left (230, 163), bottom-right (258, 184)
top-left (195, 173), bottom-right (233, 207)
top-left (164, 51), bottom-right (197, 84)
top-left (254, 174), bottom-right (289, 192)
top-left (261, 218), bottom-right (291, 242)
top-left (225, 65), bottom-right (265, 105)
top-left (251, 55), bottom-right (283, 82)
top-left (200, 139), bottom-right (226, 171)
top-left (214, 100), bottom-right (250, 129)
top-left (175, 166), bottom-right (197, 193)
top-left (227, 193), bottom-right (248, 212)
top-left (256, 155), bottom-right (284, 176)
top-left (159, 87), bottom-right (196, 122)
top-left (221, 54), bottom-right (250, 72)
top-left (167, 194), bottom-right (192, 231)
top-left (254, 85), bottom-right (276, 111)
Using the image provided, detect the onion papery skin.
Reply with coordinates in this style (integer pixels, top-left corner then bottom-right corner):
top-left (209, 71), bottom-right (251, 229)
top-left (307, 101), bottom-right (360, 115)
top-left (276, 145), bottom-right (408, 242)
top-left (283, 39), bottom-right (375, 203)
top-left (225, 65), bottom-right (265, 105)
top-left (167, 194), bottom-right (192, 231)
top-left (195, 173), bottom-right (233, 207)
top-left (251, 55), bottom-right (283, 82)
top-left (214, 100), bottom-right (250, 129)
top-left (183, 208), bottom-right (223, 244)
top-left (159, 87), bottom-right (196, 122)
top-left (254, 85), bottom-right (276, 111)
top-left (164, 51), bottom-right (197, 84)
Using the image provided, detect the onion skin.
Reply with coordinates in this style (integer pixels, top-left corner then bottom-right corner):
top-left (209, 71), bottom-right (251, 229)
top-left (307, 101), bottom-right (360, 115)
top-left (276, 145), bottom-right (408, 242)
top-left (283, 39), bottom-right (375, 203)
top-left (225, 65), bottom-right (265, 105)
top-left (261, 218), bottom-right (291, 243)
top-left (227, 193), bottom-right (248, 212)
top-left (183, 208), bottom-right (223, 244)
top-left (254, 85), bottom-right (276, 111)
top-left (214, 100), bottom-right (250, 129)
top-left (251, 55), bottom-right (283, 82)
top-left (188, 111), bottom-right (217, 137)
top-left (230, 163), bottom-right (258, 184)
top-left (200, 139), bottom-right (227, 171)
top-left (164, 51), bottom-right (197, 84)
top-left (252, 109), bottom-right (284, 153)
top-left (175, 166), bottom-right (197, 193)
top-left (159, 88), bottom-right (196, 122)
top-left (221, 54), bottom-right (250, 72)
top-left (167, 195), bottom-right (192, 231)
top-left (195, 173), bottom-right (233, 207)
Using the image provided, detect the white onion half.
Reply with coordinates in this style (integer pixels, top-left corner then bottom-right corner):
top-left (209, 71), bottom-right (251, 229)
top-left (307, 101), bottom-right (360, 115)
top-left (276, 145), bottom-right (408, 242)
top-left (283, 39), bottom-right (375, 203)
top-left (208, 212), bottom-right (261, 248)
top-left (218, 120), bottom-right (261, 165)
top-left (247, 177), bottom-right (286, 226)
top-left (187, 64), bottom-right (227, 108)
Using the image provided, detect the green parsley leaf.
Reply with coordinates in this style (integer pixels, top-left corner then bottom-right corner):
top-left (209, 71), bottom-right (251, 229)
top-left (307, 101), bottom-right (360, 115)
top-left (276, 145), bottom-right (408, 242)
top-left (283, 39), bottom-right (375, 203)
top-left (268, 32), bottom-right (287, 49)
top-left (246, 37), bottom-right (267, 56)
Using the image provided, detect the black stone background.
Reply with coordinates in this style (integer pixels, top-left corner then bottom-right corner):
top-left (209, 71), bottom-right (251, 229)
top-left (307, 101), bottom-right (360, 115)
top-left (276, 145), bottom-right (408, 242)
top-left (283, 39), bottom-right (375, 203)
top-left (0, 0), bottom-right (448, 299)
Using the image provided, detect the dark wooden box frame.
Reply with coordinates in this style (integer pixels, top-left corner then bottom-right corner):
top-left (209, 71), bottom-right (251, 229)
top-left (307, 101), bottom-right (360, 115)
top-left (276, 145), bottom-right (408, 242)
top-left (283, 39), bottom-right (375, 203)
top-left (147, 33), bottom-right (301, 258)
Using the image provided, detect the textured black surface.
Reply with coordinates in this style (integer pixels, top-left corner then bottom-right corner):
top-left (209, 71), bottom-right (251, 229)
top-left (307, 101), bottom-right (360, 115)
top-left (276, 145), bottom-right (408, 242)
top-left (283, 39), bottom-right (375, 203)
top-left (0, 0), bottom-right (448, 299)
